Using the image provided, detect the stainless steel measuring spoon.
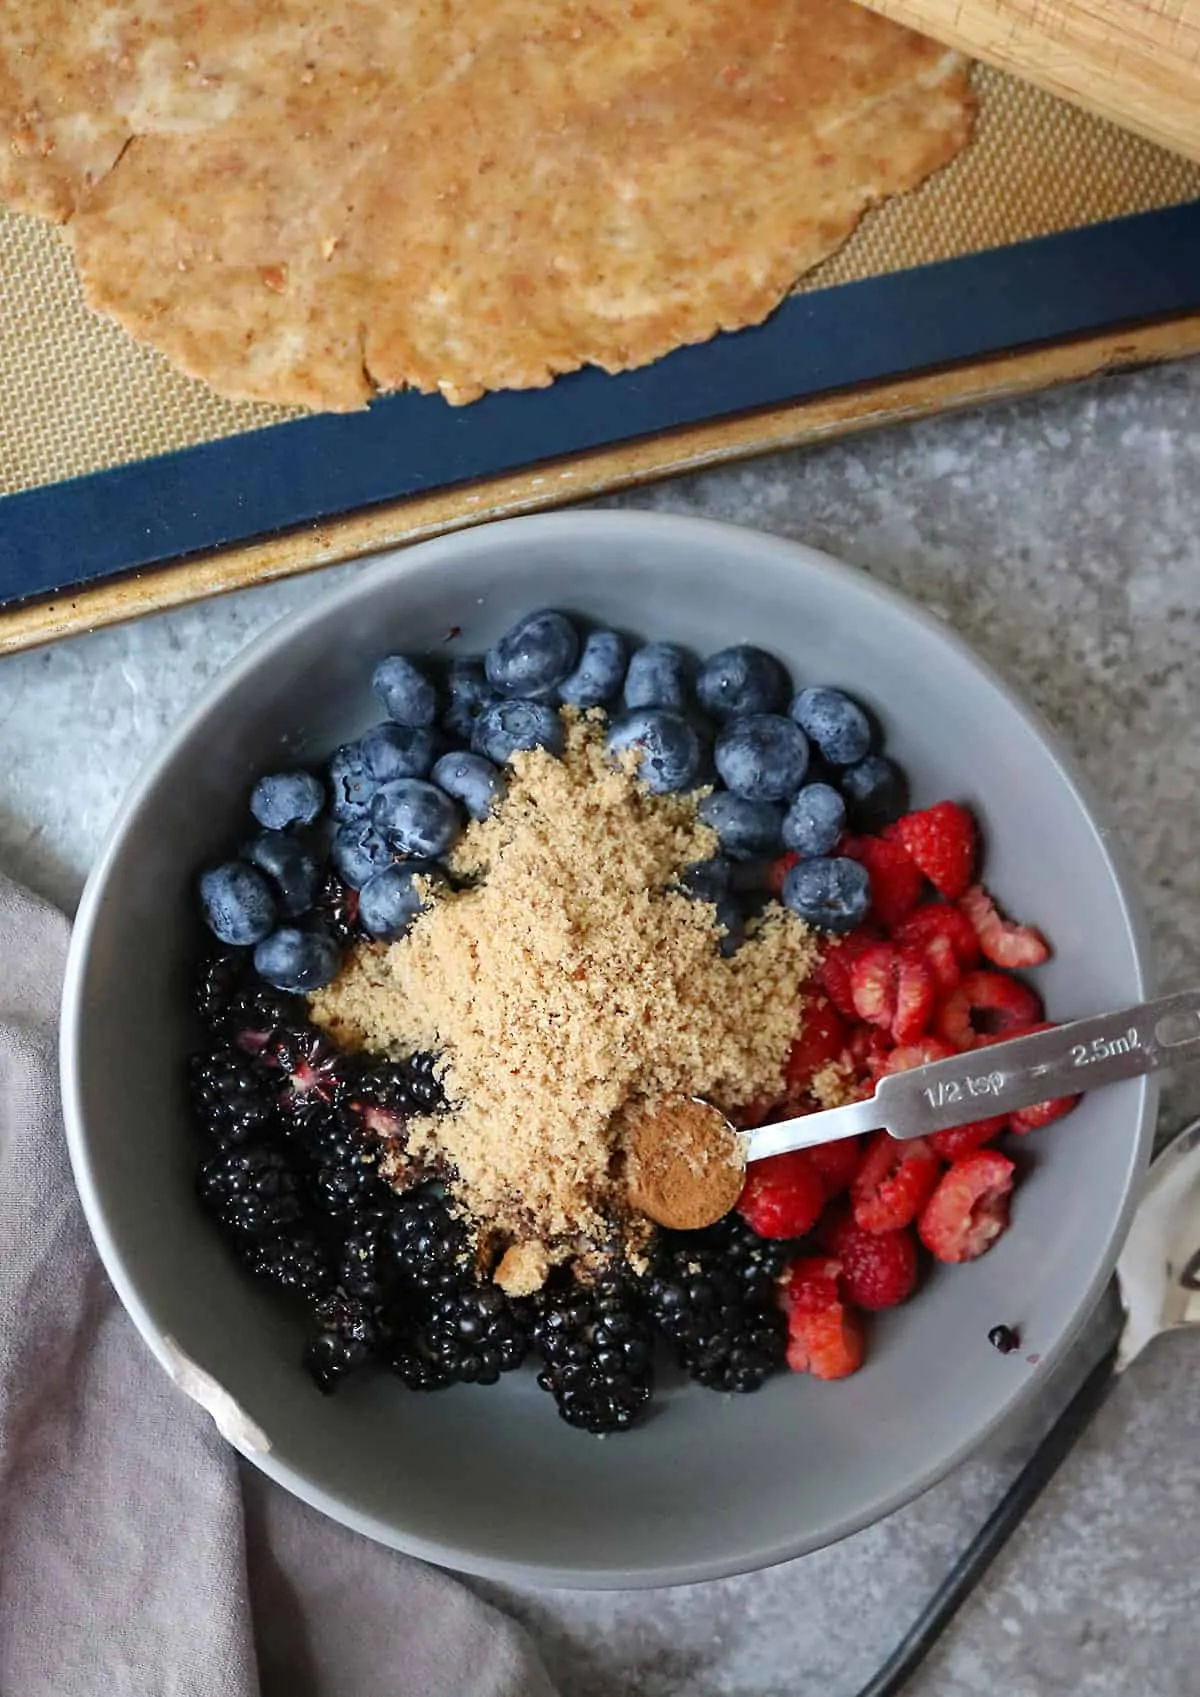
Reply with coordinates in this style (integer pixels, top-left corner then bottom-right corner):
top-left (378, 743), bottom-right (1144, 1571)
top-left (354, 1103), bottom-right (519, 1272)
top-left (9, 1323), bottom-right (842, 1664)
top-left (636, 988), bottom-right (1200, 1230)
top-left (745, 985), bottom-right (1200, 1164)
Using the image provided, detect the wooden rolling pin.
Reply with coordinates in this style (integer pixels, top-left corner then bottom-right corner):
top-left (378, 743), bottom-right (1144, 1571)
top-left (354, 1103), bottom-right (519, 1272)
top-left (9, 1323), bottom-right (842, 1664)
top-left (854, 0), bottom-right (1200, 162)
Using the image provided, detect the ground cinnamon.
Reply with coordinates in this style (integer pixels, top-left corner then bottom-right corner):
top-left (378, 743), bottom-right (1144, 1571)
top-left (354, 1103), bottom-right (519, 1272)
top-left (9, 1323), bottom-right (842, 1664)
top-left (622, 1096), bottom-right (748, 1231)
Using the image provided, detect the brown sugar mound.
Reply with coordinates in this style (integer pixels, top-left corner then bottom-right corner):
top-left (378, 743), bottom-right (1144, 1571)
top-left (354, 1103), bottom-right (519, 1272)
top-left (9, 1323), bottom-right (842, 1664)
top-left (0, 0), bottom-right (973, 411)
top-left (310, 717), bottom-right (817, 1273)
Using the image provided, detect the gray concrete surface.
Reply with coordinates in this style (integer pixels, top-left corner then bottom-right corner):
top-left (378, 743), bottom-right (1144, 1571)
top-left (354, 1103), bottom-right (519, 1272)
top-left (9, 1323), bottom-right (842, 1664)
top-left (2, 357), bottom-right (1197, 1694)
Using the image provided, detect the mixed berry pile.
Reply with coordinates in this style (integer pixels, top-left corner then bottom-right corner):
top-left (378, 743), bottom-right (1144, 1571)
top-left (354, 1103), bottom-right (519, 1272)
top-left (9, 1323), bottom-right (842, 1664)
top-left (188, 609), bottom-right (1079, 1430)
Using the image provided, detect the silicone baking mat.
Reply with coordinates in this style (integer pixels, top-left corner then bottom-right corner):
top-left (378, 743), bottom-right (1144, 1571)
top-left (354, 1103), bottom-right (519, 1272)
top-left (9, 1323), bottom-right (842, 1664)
top-left (2, 63), bottom-right (1199, 642)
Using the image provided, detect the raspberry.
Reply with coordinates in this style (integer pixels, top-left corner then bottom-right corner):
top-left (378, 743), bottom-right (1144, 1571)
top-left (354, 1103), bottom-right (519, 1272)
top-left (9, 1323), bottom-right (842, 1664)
top-left (977, 1021), bottom-right (1081, 1131)
top-left (785, 1303), bottom-right (866, 1379)
top-left (936, 970), bottom-right (1043, 1049)
top-left (737, 1150), bottom-right (826, 1239)
top-left (779, 1254), bottom-right (843, 1314)
top-left (891, 903), bottom-right (980, 989)
top-left (819, 925), bottom-right (884, 1019)
top-left (807, 1134), bottom-right (865, 1196)
top-left (732, 1092), bottom-right (787, 1130)
top-left (959, 885), bottom-right (1050, 969)
top-left (849, 942), bottom-right (936, 1044)
top-left (892, 949), bottom-right (937, 1044)
top-left (779, 1255), bottom-right (866, 1380)
top-left (766, 851), bottom-right (801, 899)
top-left (842, 835), bottom-right (924, 931)
top-left (785, 998), bottom-right (849, 1096)
top-left (928, 1116), bottom-right (1008, 1160)
top-left (891, 802), bottom-right (978, 900)
top-left (924, 933), bottom-right (961, 991)
top-left (919, 1151), bottom-right (1015, 1263)
top-left (875, 1036), bottom-right (957, 1076)
top-left (826, 1217), bottom-right (918, 1310)
top-left (849, 942), bottom-right (896, 1028)
top-left (851, 1023), bottom-right (894, 1080)
top-left (1010, 1096), bottom-right (1080, 1133)
top-left (852, 1131), bottom-right (941, 1232)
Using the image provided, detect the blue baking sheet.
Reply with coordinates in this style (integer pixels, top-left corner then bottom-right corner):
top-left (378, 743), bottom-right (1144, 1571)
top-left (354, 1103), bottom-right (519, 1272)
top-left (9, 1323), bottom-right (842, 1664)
top-left (2, 199), bottom-right (1199, 608)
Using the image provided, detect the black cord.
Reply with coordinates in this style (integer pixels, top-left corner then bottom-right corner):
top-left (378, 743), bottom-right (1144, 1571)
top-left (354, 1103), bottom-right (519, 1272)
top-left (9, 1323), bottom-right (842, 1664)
top-left (853, 1332), bottom-right (1122, 1697)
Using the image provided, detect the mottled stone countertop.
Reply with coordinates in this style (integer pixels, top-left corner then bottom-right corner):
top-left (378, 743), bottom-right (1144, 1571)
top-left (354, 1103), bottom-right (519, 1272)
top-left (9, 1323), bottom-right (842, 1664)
top-left (2, 361), bottom-right (1197, 1696)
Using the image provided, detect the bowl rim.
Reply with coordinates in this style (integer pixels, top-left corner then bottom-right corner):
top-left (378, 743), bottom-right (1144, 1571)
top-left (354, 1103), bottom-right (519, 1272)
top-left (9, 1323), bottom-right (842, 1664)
top-left (59, 509), bottom-right (1157, 1589)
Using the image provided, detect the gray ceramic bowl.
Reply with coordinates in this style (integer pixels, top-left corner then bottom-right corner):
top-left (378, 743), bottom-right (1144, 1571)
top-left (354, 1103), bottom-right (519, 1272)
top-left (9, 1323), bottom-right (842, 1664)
top-left (61, 512), bottom-right (1155, 1589)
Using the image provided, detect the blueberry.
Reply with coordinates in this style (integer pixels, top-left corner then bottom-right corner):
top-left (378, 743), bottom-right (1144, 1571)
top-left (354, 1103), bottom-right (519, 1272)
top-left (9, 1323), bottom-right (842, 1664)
top-left (781, 856), bottom-right (871, 934)
top-left (372, 654), bottom-right (438, 727)
top-left (840, 754), bottom-right (909, 832)
top-left (328, 743), bottom-right (376, 822)
top-left (558, 629), bottom-right (628, 708)
top-left (371, 779), bottom-right (462, 859)
top-left (358, 862), bottom-right (447, 940)
top-left (676, 855), bottom-right (732, 904)
top-left (605, 709), bottom-right (702, 794)
top-left (714, 714), bottom-right (809, 802)
top-left (695, 645), bottom-right (788, 721)
top-left (443, 658), bottom-right (501, 746)
top-left (360, 721), bottom-right (438, 782)
top-left (623, 643), bottom-right (693, 712)
top-left (248, 770), bottom-right (324, 832)
top-left (473, 699), bottom-right (565, 763)
top-left (199, 861), bottom-right (278, 946)
top-left (782, 783), bottom-right (847, 857)
top-left (714, 895), bottom-right (746, 958)
top-left (485, 609), bottom-right (579, 697)
top-left (791, 687), bottom-right (872, 766)
top-left (737, 892), bottom-right (775, 929)
top-left (253, 928), bottom-right (340, 992)
top-left (729, 858), bottom-right (773, 896)
top-left (431, 750), bottom-right (505, 821)
top-left (332, 820), bottom-right (394, 890)
top-left (696, 793), bottom-right (784, 861)
top-left (242, 831), bottom-right (320, 918)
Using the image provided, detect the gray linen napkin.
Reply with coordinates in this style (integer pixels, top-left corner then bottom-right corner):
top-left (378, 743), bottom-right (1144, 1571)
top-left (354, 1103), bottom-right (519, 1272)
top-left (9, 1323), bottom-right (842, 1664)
top-left (0, 875), bottom-right (557, 1697)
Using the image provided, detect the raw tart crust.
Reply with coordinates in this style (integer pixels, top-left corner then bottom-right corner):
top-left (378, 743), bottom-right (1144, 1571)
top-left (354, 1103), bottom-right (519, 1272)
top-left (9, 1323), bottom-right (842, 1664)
top-left (0, 0), bottom-right (973, 410)
top-left (310, 716), bottom-right (819, 1284)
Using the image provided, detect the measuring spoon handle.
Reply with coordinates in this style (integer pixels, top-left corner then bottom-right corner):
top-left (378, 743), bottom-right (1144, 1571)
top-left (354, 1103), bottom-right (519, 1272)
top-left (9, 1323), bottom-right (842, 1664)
top-left (877, 985), bottom-right (1200, 1141)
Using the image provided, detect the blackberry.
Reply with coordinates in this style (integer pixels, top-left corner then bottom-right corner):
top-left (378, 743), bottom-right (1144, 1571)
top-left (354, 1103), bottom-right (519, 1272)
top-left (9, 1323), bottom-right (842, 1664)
top-left (403, 1051), bottom-right (446, 1114)
top-left (305, 1293), bottom-right (379, 1393)
top-left (644, 1218), bottom-right (787, 1394)
top-left (685, 1308), bottom-right (787, 1393)
top-left (391, 1281), bottom-right (530, 1390)
top-left (197, 1145), bottom-right (303, 1239)
top-left (223, 984), bottom-right (304, 1056)
top-left (195, 950), bottom-right (249, 1031)
top-left (338, 1208), bottom-right (401, 1303)
top-left (247, 1230), bottom-right (334, 1300)
top-left (354, 1055), bottom-right (445, 1121)
top-left (713, 1213), bottom-right (795, 1298)
top-left (388, 1183), bottom-right (472, 1299)
top-left (268, 1024), bottom-right (355, 1121)
top-left (384, 1332), bottom-right (457, 1391)
top-left (189, 1048), bottom-right (275, 1147)
top-left (336, 1057), bottom-right (444, 1167)
top-left (533, 1274), bottom-right (654, 1434)
top-left (313, 871), bottom-right (364, 945)
top-left (307, 1106), bottom-right (392, 1221)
